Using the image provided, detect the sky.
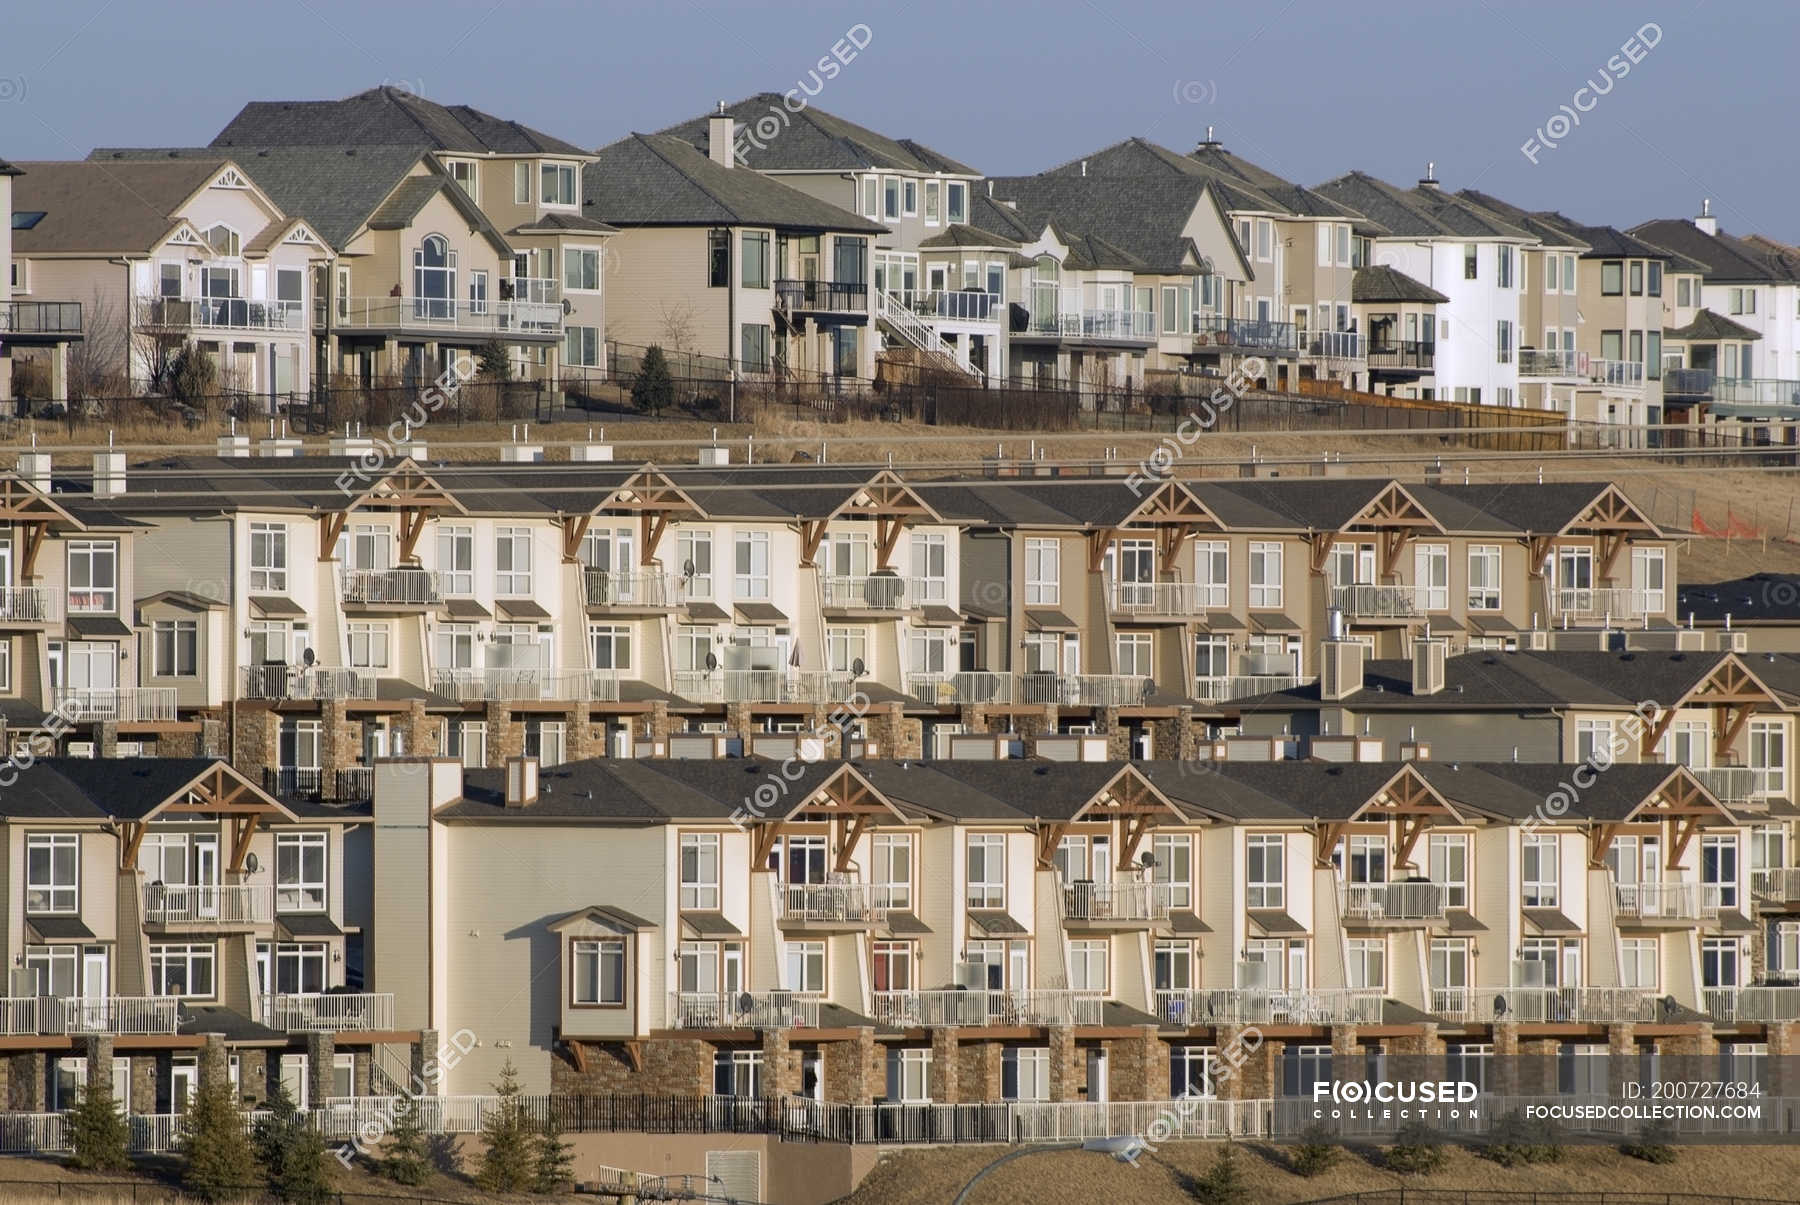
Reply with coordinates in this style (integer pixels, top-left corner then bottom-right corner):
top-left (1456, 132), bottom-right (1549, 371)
top-left (0, 0), bottom-right (1786, 238)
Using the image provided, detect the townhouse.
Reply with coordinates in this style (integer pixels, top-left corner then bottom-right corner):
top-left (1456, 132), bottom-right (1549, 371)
top-left (1, 159), bottom-right (85, 406)
top-left (1351, 266), bottom-right (1446, 398)
top-left (585, 129), bottom-right (886, 383)
top-left (8, 158), bottom-right (325, 405)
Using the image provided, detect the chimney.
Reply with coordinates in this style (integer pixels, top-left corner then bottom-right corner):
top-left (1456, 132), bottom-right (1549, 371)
top-left (1694, 198), bottom-right (1718, 236)
top-left (91, 451), bottom-right (125, 499)
top-left (1319, 609), bottom-right (1367, 702)
top-left (1417, 160), bottom-right (1439, 191)
top-left (505, 756), bottom-right (539, 807)
top-left (708, 101), bottom-right (735, 168)
top-left (1411, 631), bottom-right (1448, 696)
top-left (16, 450), bottom-right (50, 493)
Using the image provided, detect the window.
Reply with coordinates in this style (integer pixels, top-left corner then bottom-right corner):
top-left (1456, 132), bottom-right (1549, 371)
top-left (249, 524), bottom-right (287, 593)
top-left (1562, 254), bottom-right (1576, 290)
top-left (873, 833), bottom-right (912, 910)
top-left (967, 833), bottom-right (1005, 908)
top-left (0, 639), bottom-right (11, 692)
top-left (1647, 261), bottom-right (1663, 297)
top-left (740, 323), bottom-right (771, 373)
top-left (947, 182), bottom-right (967, 224)
top-left (859, 176), bottom-right (880, 219)
top-left (275, 832), bottom-right (327, 912)
top-left (1248, 542), bottom-right (1283, 608)
top-left (1771, 921), bottom-right (1800, 978)
top-left (740, 231), bottom-right (770, 289)
top-left (1430, 938), bottom-right (1469, 1008)
top-left (1495, 320), bottom-right (1512, 364)
top-left (565, 325), bottom-right (600, 367)
top-left (1702, 937), bottom-right (1741, 989)
top-left (346, 621), bottom-right (390, 670)
top-left (1171, 1046), bottom-right (1216, 1098)
top-left (1497, 246), bottom-right (1513, 288)
top-left (1347, 938), bottom-right (1386, 990)
top-left (1025, 538), bottom-right (1060, 605)
top-left (1282, 1045), bottom-right (1332, 1098)
top-left (1621, 937), bottom-right (1658, 989)
top-left (1154, 939), bottom-right (1194, 992)
top-left (1115, 632), bottom-right (1152, 677)
top-left (825, 627), bottom-right (867, 676)
top-left (1576, 718), bottom-right (1614, 764)
top-left (911, 532), bottom-right (948, 603)
top-left (1068, 939), bottom-right (1108, 992)
top-left (1545, 254), bottom-right (1558, 292)
top-left (540, 162), bottom-right (576, 206)
top-left (1601, 261), bottom-right (1623, 295)
top-left (436, 526), bottom-right (474, 595)
top-left (1247, 834), bottom-right (1284, 909)
top-left (1751, 721), bottom-right (1788, 796)
top-left (152, 620), bottom-right (198, 677)
top-left (1194, 541), bottom-right (1228, 609)
top-left (263, 941), bottom-right (326, 994)
top-left (733, 531), bottom-right (769, 598)
top-left (513, 162), bottom-right (531, 204)
top-left (589, 624), bottom-right (631, 672)
top-left (26, 834), bottom-right (78, 913)
top-left (1446, 1043), bottom-right (1492, 1093)
top-left (1647, 331), bottom-right (1661, 380)
top-left (1632, 546), bottom-right (1666, 614)
top-left (1703, 834), bottom-right (1739, 909)
top-left (443, 720), bottom-right (487, 768)
top-left (883, 177), bottom-right (900, 221)
top-left (706, 229), bottom-right (730, 288)
top-left (785, 941), bottom-right (825, 993)
top-left (150, 944), bottom-right (215, 997)
top-left (572, 938), bottom-right (626, 1006)
top-left (67, 541), bottom-right (117, 612)
top-left (923, 180), bottom-right (941, 224)
top-left (1414, 544), bottom-right (1449, 610)
top-left (562, 247), bottom-right (602, 293)
top-left (1522, 834), bottom-right (1559, 908)
top-left (1628, 261), bottom-right (1644, 296)
top-left (1426, 833), bottom-right (1469, 909)
top-left (677, 530), bottom-right (714, 597)
top-left (1677, 277), bottom-right (1692, 307)
top-left (524, 719), bottom-right (566, 766)
top-left (871, 939), bottom-right (913, 992)
top-left (445, 158), bottom-right (477, 200)
top-left (1464, 245), bottom-right (1478, 279)
top-left (495, 527), bottom-right (532, 595)
top-left (678, 832), bottom-right (721, 911)
top-left (1003, 1047), bottom-right (1049, 1101)
top-left (1630, 330), bottom-right (1643, 370)
top-left (1162, 285), bottom-right (1179, 335)
top-left (1467, 545), bottom-right (1501, 609)
top-left (468, 269), bottom-right (489, 315)
top-left (888, 1048), bottom-right (931, 1102)
top-left (1152, 833), bottom-right (1192, 909)
top-left (279, 719), bottom-right (322, 772)
top-left (716, 1050), bottom-right (763, 1097)
top-left (1256, 220), bottom-right (1272, 261)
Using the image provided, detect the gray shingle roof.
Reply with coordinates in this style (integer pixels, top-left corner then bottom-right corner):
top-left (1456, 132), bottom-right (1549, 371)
top-left (1665, 308), bottom-right (1761, 342)
top-left (1629, 218), bottom-right (1799, 284)
top-left (584, 134), bottom-right (886, 233)
top-left (210, 86), bottom-right (588, 155)
top-left (656, 94), bottom-right (979, 175)
top-left (985, 174), bottom-right (1229, 275)
top-left (1034, 137), bottom-right (1368, 226)
top-left (1352, 265), bottom-right (1448, 304)
top-left (11, 159), bottom-right (230, 254)
top-left (918, 223), bottom-right (1019, 250)
top-left (1315, 173), bottom-right (1532, 240)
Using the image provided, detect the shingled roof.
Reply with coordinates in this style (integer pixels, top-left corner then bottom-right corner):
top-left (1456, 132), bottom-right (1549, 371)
top-left (984, 174), bottom-right (1238, 275)
top-left (10, 159), bottom-right (237, 254)
top-left (210, 86), bottom-right (587, 156)
top-left (1315, 173), bottom-right (1531, 240)
top-left (1352, 265), bottom-right (1448, 304)
top-left (1629, 217), bottom-right (1800, 284)
top-left (1665, 308), bottom-right (1761, 342)
top-left (657, 94), bottom-right (979, 176)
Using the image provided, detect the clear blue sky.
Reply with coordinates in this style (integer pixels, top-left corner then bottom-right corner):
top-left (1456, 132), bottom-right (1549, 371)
top-left (1, 0), bottom-right (1782, 238)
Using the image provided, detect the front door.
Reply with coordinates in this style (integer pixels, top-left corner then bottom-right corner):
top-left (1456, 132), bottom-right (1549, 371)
top-left (1086, 1049), bottom-right (1109, 1102)
top-left (194, 837), bottom-right (220, 919)
top-left (171, 1059), bottom-right (198, 1114)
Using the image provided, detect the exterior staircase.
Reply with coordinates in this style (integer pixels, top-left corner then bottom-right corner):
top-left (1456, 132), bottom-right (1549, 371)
top-left (876, 291), bottom-right (984, 382)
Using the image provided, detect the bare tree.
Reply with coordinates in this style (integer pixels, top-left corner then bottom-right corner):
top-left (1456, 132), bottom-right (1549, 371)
top-left (66, 286), bottom-right (128, 401)
top-left (658, 301), bottom-right (698, 355)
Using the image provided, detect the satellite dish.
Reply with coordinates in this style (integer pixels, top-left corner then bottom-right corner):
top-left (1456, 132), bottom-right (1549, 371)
top-left (704, 651), bottom-right (719, 673)
top-left (1662, 994), bottom-right (1679, 1017)
top-left (1141, 678), bottom-right (1156, 702)
top-left (1492, 994), bottom-right (1509, 1018)
top-left (851, 657), bottom-right (866, 677)
top-left (736, 991), bottom-right (755, 1014)
top-left (302, 647), bottom-right (316, 666)
top-left (1139, 851), bottom-right (1157, 870)
top-left (683, 558), bottom-right (697, 580)
top-left (245, 853), bottom-right (260, 874)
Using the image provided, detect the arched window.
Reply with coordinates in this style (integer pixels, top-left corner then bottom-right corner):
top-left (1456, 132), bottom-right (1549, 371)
top-left (412, 236), bottom-right (457, 320)
top-left (204, 224), bottom-right (240, 257)
top-left (1030, 255), bottom-right (1061, 331)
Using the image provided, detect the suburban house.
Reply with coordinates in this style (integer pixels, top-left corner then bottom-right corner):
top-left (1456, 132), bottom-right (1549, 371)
top-left (1351, 265), bottom-right (1446, 397)
top-left (584, 130), bottom-right (886, 382)
top-left (9, 158), bottom-right (325, 405)
top-left (2, 158), bottom-right (85, 405)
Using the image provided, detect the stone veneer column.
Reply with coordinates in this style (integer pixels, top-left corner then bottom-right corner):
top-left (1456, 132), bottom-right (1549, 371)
top-left (958, 1041), bottom-right (1003, 1103)
top-left (399, 699), bottom-right (432, 757)
top-left (1490, 1022), bottom-right (1520, 1097)
top-left (1329, 1024), bottom-right (1361, 1092)
top-left (485, 702), bottom-right (524, 765)
top-left (304, 1031), bottom-right (335, 1108)
top-left (198, 1034), bottom-right (228, 1089)
top-left (83, 1035), bottom-right (114, 1096)
top-left (411, 1027), bottom-right (440, 1095)
top-left (1606, 1023), bottom-right (1636, 1095)
top-left (824, 1029), bottom-right (880, 1105)
top-left (928, 1028), bottom-right (960, 1104)
top-left (1047, 1025), bottom-right (1080, 1101)
top-left (760, 1028), bottom-right (799, 1098)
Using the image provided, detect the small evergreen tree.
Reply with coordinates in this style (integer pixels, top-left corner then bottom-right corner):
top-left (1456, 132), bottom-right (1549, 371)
top-left (254, 1080), bottom-right (331, 1204)
top-left (631, 345), bottom-right (674, 415)
top-left (533, 1104), bottom-right (576, 1194)
top-left (477, 339), bottom-right (512, 382)
top-left (1288, 1124), bottom-right (1341, 1177)
top-left (65, 1077), bottom-right (130, 1173)
top-left (167, 341), bottom-right (217, 404)
top-left (179, 1062), bottom-right (257, 1202)
top-left (477, 1060), bottom-right (533, 1193)
top-left (381, 1096), bottom-right (432, 1187)
top-left (1484, 1109), bottom-right (1564, 1167)
top-left (1189, 1140), bottom-right (1249, 1205)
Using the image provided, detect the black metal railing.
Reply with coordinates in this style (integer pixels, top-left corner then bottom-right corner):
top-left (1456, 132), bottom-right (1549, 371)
top-left (0, 302), bottom-right (82, 336)
top-left (1367, 340), bottom-right (1435, 372)
top-left (1664, 367), bottom-right (1716, 399)
top-left (264, 767), bottom-right (323, 799)
top-left (1193, 314), bottom-right (1297, 354)
top-left (774, 279), bottom-right (868, 312)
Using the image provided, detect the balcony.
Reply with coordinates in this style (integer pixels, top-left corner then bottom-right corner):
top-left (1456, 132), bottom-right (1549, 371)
top-left (1017, 672), bottom-right (1152, 708)
top-left (1433, 986), bottom-right (1663, 1024)
top-left (1331, 583), bottom-right (1430, 620)
top-left (240, 666), bottom-right (377, 701)
top-left (1711, 377), bottom-right (1800, 406)
top-left (778, 882), bottom-right (887, 929)
top-left (905, 671), bottom-right (1013, 706)
top-left (1551, 586), bottom-right (1652, 624)
top-left (671, 669), bottom-right (855, 705)
top-left (260, 992), bottom-right (396, 1032)
top-left (330, 283), bottom-right (561, 336)
top-left (883, 289), bottom-right (1004, 324)
top-left (1108, 580), bottom-right (1219, 619)
top-left (1612, 881), bottom-right (1723, 923)
top-left (51, 687), bottom-right (176, 723)
top-left (142, 883), bottom-right (271, 928)
top-left (1752, 867), bottom-right (1800, 907)
top-left (1020, 307), bottom-right (1156, 343)
top-left (1519, 348), bottom-right (1580, 378)
top-left (583, 569), bottom-right (676, 611)
top-left (1367, 340), bottom-right (1435, 374)
top-left (340, 568), bottom-right (439, 607)
top-left (137, 295), bottom-right (306, 333)
top-left (1302, 330), bottom-right (1363, 363)
top-left (1193, 674), bottom-right (1312, 702)
top-left (668, 991), bottom-right (820, 1030)
top-left (1584, 358), bottom-right (1645, 389)
top-left (0, 586), bottom-right (59, 624)
top-left (1691, 766), bottom-right (1776, 805)
top-left (1061, 880), bottom-right (1173, 927)
top-left (0, 301), bottom-right (82, 339)
top-left (822, 574), bottom-right (930, 613)
top-left (869, 989), bottom-right (1103, 1028)
top-left (1153, 988), bottom-right (1383, 1026)
top-left (1192, 315), bottom-right (1297, 355)
top-left (1338, 881), bottom-right (1449, 925)
top-left (1663, 368), bottom-right (1715, 401)
top-left (774, 279), bottom-right (869, 314)
top-left (0, 996), bottom-right (179, 1035)
top-left (1704, 985), bottom-right (1800, 1023)
top-left (430, 668), bottom-right (622, 702)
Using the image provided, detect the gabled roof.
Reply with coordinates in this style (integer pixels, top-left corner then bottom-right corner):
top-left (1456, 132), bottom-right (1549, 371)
top-left (1628, 218), bottom-right (1800, 284)
top-left (0, 758), bottom-right (293, 822)
top-left (1314, 173), bottom-right (1532, 241)
top-left (11, 159), bottom-right (238, 254)
top-left (1665, 308), bottom-right (1761, 342)
top-left (985, 174), bottom-right (1241, 275)
top-left (1408, 481), bottom-right (1658, 538)
top-left (918, 223), bottom-right (1020, 250)
top-left (367, 172), bottom-right (513, 256)
top-left (657, 94), bottom-right (979, 175)
top-left (211, 86), bottom-right (587, 156)
top-left (1352, 265), bottom-right (1448, 305)
top-left (584, 134), bottom-right (886, 234)
top-left (1457, 191), bottom-right (1676, 261)
top-left (1420, 762), bottom-right (1724, 824)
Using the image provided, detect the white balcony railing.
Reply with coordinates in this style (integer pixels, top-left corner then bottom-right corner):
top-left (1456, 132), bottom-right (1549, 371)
top-left (1705, 985), bottom-right (1800, 1023)
top-left (1192, 675), bottom-right (1312, 701)
top-left (1330, 583), bottom-right (1431, 619)
top-left (261, 993), bottom-right (396, 1032)
top-left (55, 996), bottom-right (182, 1035)
top-left (1752, 867), bottom-right (1800, 905)
top-left (1153, 988), bottom-right (1383, 1026)
top-left (583, 569), bottom-right (677, 608)
top-left (869, 989), bottom-right (1104, 1028)
top-left (0, 586), bottom-right (58, 623)
top-left (333, 289), bottom-right (561, 335)
top-left (1519, 348), bottom-right (1581, 377)
top-left (780, 882), bottom-right (887, 924)
top-left (1338, 881), bottom-right (1449, 923)
top-left (1552, 586), bottom-right (1652, 623)
top-left (1061, 880), bottom-right (1174, 923)
top-left (1612, 881), bottom-right (1724, 921)
top-left (671, 670), bottom-right (856, 704)
top-left (1586, 358), bottom-right (1646, 388)
top-left (138, 294), bottom-right (306, 332)
top-left (1017, 673), bottom-right (1152, 707)
top-left (884, 289), bottom-right (1004, 324)
top-left (1693, 766), bottom-right (1777, 804)
top-left (1022, 304), bottom-right (1156, 341)
top-left (1108, 581), bottom-right (1219, 616)
top-left (1434, 986), bottom-right (1664, 1024)
top-left (240, 666), bottom-right (378, 701)
top-left (340, 568), bottom-right (440, 606)
top-left (668, 991), bottom-right (820, 1029)
top-left (51, 687), bottom-right (177, 723)
top-left (142, 883), bottom-right (272, 927)
top-left (822, 574), bottom-right (930, 611)
top-left (905, 671), bottom-right (1013, 706)
top-left (430, 668), bottom-right (622, 702)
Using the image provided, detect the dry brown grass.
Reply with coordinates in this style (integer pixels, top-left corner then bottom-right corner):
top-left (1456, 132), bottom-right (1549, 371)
top-left (834, 1139), bottom-right (1800, 1205)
